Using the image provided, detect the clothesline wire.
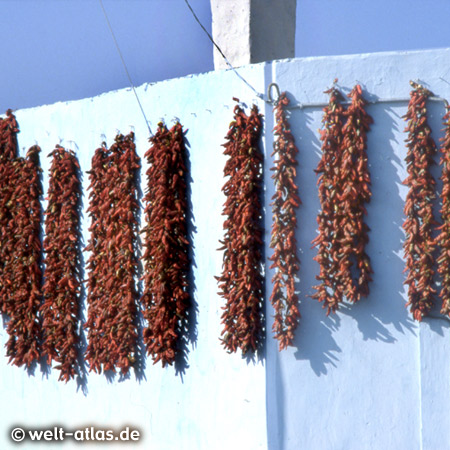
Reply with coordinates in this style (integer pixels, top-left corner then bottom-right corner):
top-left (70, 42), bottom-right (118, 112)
top-left (183, 0), bottom-right (263, 100)
top-left (285, 95), bottom-right (449, 110)
top-left (98, 0), bottom-right (153, 136)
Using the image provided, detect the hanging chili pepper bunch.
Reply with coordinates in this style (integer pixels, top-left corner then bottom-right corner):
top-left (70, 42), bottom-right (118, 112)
top-left (0, 109), bottom-right (19, 161)
top-left (40, 146), bottom-right (82, 382)
top-left (141, 121), bottom-right (190, 367)
top-left (85, 132), bottom-right (140, 375)
top-left (1, 145), bottom-right (43, 367)
top-left (312, 84), bottom-right (373, 314)
top-left (437, 106), bottom-right (450, 316)
top-left (339, 85), bottom-right (373, 302)
top-left (0, 109), bottom-right (20, 313)
top-left (402, 82), bottom-right (437, 321)
top-left (269, 92), bottom-right (301, 350)
top-left (312, 86), bottom-right (346, 314)
top-left (217, 100), bottom-right (264, 355)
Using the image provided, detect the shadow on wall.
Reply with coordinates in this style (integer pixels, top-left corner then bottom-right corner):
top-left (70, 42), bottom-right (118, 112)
top-left (419, 98), bottom-right (450, 336)
top-left (273, 99), bottom-right (421, 376)
top-left (266, 96), bottom-right (427, 450)
top-left (174, 133), bottom-right (199, 380)
top-left (285, 95), bottom-right (344, 377)
top-left (335, 104), bottom-right (416, 342)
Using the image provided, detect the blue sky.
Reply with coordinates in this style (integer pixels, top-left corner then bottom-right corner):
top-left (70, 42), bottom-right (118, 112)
top-left (2, 0), bottom-right (450, 112)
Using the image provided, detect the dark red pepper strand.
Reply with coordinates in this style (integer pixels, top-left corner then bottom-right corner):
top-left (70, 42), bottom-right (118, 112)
top-left (85, 133), bottom-right (140, 374)
top-left (3, 145), bottom-right (43, 367)
top-left (436, 108), bottom-right (450, 315)
top-left (312, 85), bottom-right (373, 314)
top-left (312, 87), bottom-right (346, 314)
top-left (84, 144), bottom-right (108, 373)
top-left (339, 85), bottom-right (373, 303)
top-left (141, 122), bottom-right (190, 367)
top-left (0, 110), bottom-right (19, 314)
top-left (0, 109), bottom-right (19, 161)
top-left (269, 92), bottom-right (301, 350)
top-left (217, 101), bottom-right (264, 355)
top-left (402, 82), bottom-right (437, 321)
top-left (41, 146), bottom-right (82, 382)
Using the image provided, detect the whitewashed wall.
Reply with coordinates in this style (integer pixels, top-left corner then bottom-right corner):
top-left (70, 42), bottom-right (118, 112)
top-left (1, 65), bottom-right (267, 450)
top-left (2, 48), bottom-right (450, 449)
top-left (264, 48), bottom-right (450, 450)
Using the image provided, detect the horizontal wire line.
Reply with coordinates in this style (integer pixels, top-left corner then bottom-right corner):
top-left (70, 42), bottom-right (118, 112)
top-left (284, 96), bottom-right (449, 110)
top-left (183, 0), bottom-right (263, 100)
top-left (99, 0), bottom-right (152, 136)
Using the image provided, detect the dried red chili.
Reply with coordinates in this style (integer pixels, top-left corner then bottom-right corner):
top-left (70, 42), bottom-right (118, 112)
top-left (85, 133), bottom-right (140, 374)
top-left (0, 109), bottom-right (20, 313)
top-left (339, 85), bottom-right (373, 302)
top-left (269, 92), bottom-right (301, 350)
top-left (437, 106), bottom-right (450, 315)
top-left (41, 146), bottom-right (82, 382)
top-left (1, 145), bottom-right (43, 367)
top-left (402, 82), bottom-right (437, 321)
top-left (312, 85), bottom-right (373, 314)
top-left (312, 87), bottom-right (346, 314)
top-left (0, 109), bottom-right (19, 161)
top-left (217, 101), bottom-right (264, 354)
top-left (141, 121), bottom-right (190, 367)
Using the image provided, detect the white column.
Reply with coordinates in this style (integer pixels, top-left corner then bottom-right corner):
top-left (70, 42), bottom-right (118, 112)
top-left (210, 0), bottom-right (297, 70)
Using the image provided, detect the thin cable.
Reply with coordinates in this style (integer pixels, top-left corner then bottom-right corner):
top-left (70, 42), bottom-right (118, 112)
top-left (183, 0), bottom-right (263, 100)
top-left (283, 95), bottom-right (449, 110)
top-left (98, 0), bottom-right (152, 136)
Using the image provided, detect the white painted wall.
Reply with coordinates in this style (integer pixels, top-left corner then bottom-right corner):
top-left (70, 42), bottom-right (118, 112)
top-left (0, 66), bottom-right (267, 450)
top-left (2, 48), bottom-right (450, 450)
top-left (264, 48), bottom-right (450, 450)
top-left (210, 0), bottom-right (296, 69)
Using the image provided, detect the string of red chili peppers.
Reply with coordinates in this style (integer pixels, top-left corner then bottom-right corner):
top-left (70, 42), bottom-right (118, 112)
top-left (217, 100), bottom-right (264, 355)
top-left (0, 109), bottom-right (19, 161)
top-left (402, 82), bottom-right (438, 321)
top-left (340, 85), bottom-right (373, 302)
top-left (0, 109), bottom-right (20, 314)
top-left (41, 146), bottom-right (82, 382)
top-left (312, 85), bottom-right (373, 314)
top-left (2, 146), bottom-right (43, 367)
top-left (141, 121), bottom-right (190, 367)
top-left (437, 106), bottom-right (450, 316)
top-left (85, 133), bottom-right (140, 375)
top-left (269, 92), bottom-right (301, 350)
top-left (312, 87), bottom-right (346, 313)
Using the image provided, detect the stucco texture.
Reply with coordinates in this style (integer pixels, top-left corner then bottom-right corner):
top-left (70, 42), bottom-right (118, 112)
top-left (1, 48), bottom-right (450, 449)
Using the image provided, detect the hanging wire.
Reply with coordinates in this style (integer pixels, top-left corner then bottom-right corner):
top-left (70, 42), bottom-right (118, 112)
top-left (267, 83), bottom-right (449, 108)
top-left (183, 0), bottom-right (264, 100)
top-left (98, 0), bottom-right (152, 136)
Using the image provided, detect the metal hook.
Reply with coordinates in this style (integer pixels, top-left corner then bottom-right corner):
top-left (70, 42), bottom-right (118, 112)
top-left (267, 83), bottom-right (281, 104)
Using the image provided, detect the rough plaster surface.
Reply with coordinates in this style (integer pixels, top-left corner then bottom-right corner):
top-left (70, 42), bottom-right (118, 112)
top-left (263, 48), bottom-right (450, 450)
top-left (211, 0), bottom-right (251, 69)
top-left (2, 48), bottom-right (450, 449)
top-left (0, 66), bottom-right (267, 450)
top-left (211, 0), bottom-right (296, 69)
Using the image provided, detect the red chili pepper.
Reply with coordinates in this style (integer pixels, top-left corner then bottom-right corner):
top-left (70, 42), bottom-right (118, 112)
top-left (0, 142), bottom-right (43, 367)
top-left (41, 145), bottom-right (82, 382)
top-left (141, 121), bottom-right (190, 367)
top-left (217, 100), bottom-right (264, 355)
top-left (402, 81), bottom-right (437, 321)
top-left (312, 84), bottom-right (373, 314)
top-left (85, 133), bottom-right (140, 374)
top-left (437, 106), bottom-right (450, 316)
top-left (269, 92), bottom-right (301, 350)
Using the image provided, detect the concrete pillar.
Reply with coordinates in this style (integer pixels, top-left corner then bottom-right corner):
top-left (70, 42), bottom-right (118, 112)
top-left (210, 0), bottom-right (296, 70)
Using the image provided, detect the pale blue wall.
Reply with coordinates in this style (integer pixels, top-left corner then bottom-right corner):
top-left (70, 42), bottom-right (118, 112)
top-left (2, 48), bottom-right (450, 450)
top-left (264, 48), bottom-right (450, 450)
